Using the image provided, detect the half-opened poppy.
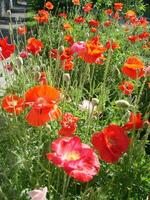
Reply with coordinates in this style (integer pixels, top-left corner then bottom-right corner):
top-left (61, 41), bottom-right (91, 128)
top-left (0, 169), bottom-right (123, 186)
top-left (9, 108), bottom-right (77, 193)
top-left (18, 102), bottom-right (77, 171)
top-left (0, 37), bottom-right (15, 60)
top-left (114, 3), bottom-right (123, 11)
top-left (83, 3), bottom-right (93, 13)
top-left (18, 26), bottom-right (27, 35)
top-left (34, 10), bottom-right (49, 24)
top-left (72, 0), bottom-right (80, 5)
top-left (123, 112), bottom-right (144, 130)
top-left (2, 95), bottom-right (24, 114)
top-left (47, 136), bottom-right (100, 182)
top-left (118, 81), bottom-right (134, 95)
top-left (88, 19), bottom-right (99, 27)
top-left (64, 35), bottom-right (74, 45)
top-left (91, 124), bottom-right (130, 163)
top-left (26, 37), bottom-right (44, 55)
top-left (121, 56), bottom-right (145, 79)
top-left (74, 16), bottom-right (85, 24)
top-left (58, 113), bottom-right (79, 136)
top-left (44, 1), bottom-right (54, 10)
top-left (25, 85), bottom-right (61, 126)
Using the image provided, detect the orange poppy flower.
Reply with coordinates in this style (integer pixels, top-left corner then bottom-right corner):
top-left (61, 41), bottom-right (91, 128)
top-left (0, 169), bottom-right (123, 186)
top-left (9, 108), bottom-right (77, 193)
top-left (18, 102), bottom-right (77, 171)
top-left (2, 95), bottom-right (24, 114)
top-left (104, 20), bottom-right (112, 27)
top-left (44, 1), bottom-right (54, 10)
top-left (72, 0), bottom-right (80, 5)
top-left (114, 3), bottom-right (123, 11)
top-left (121, 57), bottom-right (145, 79)
top-left (63, 23), bottom-right (73, 31)
top-left (25, 85), bottom-right (61, 126)
top-left (18, 26), bottom-right (27, 35)
top-left (26, 37), bottom-right (44, 55)
top-left (61, 58), bottom-right (74, 71)
top-left (34, 10), bottom-right (49, 24)
top-left (125, 10), bottom-right (136, 19)
top-left (90, 27), bottom-right (97, 33)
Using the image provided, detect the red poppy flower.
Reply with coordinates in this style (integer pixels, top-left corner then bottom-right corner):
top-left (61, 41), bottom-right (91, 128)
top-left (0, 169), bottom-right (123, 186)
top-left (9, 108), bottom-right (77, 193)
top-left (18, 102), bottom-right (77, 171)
top-left (72, 0), bottom-right (80, 5)
top-left (91, 124), bottom-right (130, 163)
top-left (59, 12), bottom-right (67, 19)
top-left (26, 37), bottom-right (44, 55)
top-left (128, 35), bottom-right (139, 43)
top-left (121, 56), bottom-right (145, 79)
top-left (19, 51), bottom-right (28, 59)
top-left (138, 32), bottom-right (149, 40)
top-left (47, 136), bottom-right (100, 182)
top-left (2, 95), bottom-right (24, 114)
top-left (104, 9), bottom-right (113, 15)
top-left (61, 58), bottom-right (74, 71)
top-left (88, 19), bottom-right (99, 27)
top-left (82, 3), bottom-right (93, 13)
top-left (18, 26), bottom-right (27, 35)
top-left (114, 3), bottom-right (123, 11)
top-left (105, 40), bottom-right (120, 50)
top-left (74, 16), bottom-right (85, 24)
top-left (44, 1), bottom-right (54, 10)
top-left (64, 35), bottom-right (74, 46)
top-left (113, 12), bottom-right (120, 20)
top-left (25, 85), bottom-right (61, 126)
top-left (104, 20), bottom-right (112, 27)
top-left (118, 81), bottom-right (134, 95)
top-left (0, 37), bottom-right (15, 60)
top-left (123, 112), bottom-right (144, 130)
top-left (58, 113), bottom-right (79, 136)
top-left (34, 10), bottom-right (49, 24)
top-left (125, 10), bottom-right (136, 19)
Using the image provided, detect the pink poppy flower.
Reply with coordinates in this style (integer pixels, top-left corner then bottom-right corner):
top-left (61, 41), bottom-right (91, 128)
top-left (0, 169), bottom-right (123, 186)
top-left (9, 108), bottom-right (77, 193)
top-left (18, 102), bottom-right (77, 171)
top-left (28, 187), bottom-right (48, 200)
top-left (47, 136), bottom-right (100, 182)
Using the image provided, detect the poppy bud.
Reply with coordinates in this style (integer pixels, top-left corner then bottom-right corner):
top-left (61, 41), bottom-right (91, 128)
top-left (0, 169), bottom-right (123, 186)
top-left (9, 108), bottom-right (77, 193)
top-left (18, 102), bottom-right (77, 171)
top-left (63, 73), bottom-right (70, 82)
top-left (58, 46), bottom-right (65, 54)
top-left (92, 98), bottom-right (99, 106)
top-left (16, 56), bottom-right (23, 67)
top-left (7, 10), bottom-right (11, 16)
top-left (115, 100), bottom-right (131, 109)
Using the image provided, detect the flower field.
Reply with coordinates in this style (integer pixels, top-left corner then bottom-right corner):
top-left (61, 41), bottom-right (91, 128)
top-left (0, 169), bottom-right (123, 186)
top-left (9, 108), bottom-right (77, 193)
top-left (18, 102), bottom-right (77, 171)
top-left (0, 1), bottom-right (150, 199)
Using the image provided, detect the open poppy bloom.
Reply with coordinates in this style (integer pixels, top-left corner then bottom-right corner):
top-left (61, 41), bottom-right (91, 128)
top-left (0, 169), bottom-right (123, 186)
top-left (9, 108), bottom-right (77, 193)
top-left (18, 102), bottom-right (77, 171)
top-left (34, 10), bottom-right (49, 24)
top-left (125, 10), bottom-right (136, 19)
top-left (91, 124), bottom-right (130, 163)
top-left (71, 36), bottom-right (106, 64)
top-left (82, 3), bottom-right (93, 13)
top-left (114, 3), bottom-right (123, 11)
top-left (44, 1), bottom-right (54, 10)
top-left (72, 0), bottom-right (80, 5)
top-left (63, 23), bottom-right (73, 31)
top-left (104, 9), bottom-right (113, 15)
top-left (59, 12), bottom-right (67, 19)
top-left (88, 19), bottom-right (99, 27)
top-left (104, 20), bottom-right (112, 27)
top-left (0, 37), bottom-right (15, 60)
top-left (121, 56), bottom-right (145, 79)
top-left (47, 136), bottom-right (100, 182)
top-left (18, 26), bottom-right (27, 35)
top-left (25, 85), bottom-right (61, 126)
top-left (118, 81), bottom-right (134, 95)
top-left (26, 37), bottom-right (44, 55)
top-left (64, 35), bottom-right (74, 46)
top-left (123, 112), bottom-right (144, 130)
top-left (58, 113), bottom-right (79, 136)
top-left (2, 95), bottom-right (24, 114)
top-left (74, 16), bottom-right (86, 24)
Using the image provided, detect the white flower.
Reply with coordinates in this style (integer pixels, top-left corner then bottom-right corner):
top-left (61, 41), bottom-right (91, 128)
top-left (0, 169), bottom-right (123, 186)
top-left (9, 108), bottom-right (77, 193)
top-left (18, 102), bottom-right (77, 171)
top-left (79, 100), bottom-right (96, 114)
top-left (28, 187), bottom-right (48, 200)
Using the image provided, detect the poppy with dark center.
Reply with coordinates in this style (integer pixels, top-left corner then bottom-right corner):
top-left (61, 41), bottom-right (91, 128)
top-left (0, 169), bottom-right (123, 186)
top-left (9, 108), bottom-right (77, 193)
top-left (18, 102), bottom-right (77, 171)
top-left (2, 95), bottom-right (24, 114)
top-left (25, 85), bottom-right (61, 126)
top-left (91, 124), bottom-right (130, 163)
top-left (0, 37), bottom-right (15, 60)
top-left (47, 136), bottom-right (100, 182)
